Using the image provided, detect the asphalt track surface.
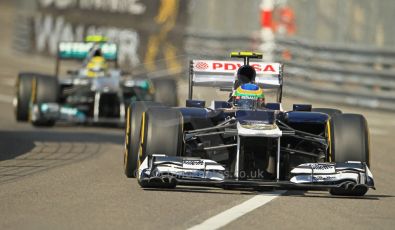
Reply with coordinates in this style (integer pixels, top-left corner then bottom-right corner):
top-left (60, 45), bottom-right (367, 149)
top-left (1, 3), bottom-right (395, 230)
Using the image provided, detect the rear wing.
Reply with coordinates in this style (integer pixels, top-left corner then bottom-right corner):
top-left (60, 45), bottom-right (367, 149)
top-left (55, 42), bottom-right (118, 78)
top-left (188, 60), bottom-right (284, 102)
top-left (57, 42), bottom-right (118, 60)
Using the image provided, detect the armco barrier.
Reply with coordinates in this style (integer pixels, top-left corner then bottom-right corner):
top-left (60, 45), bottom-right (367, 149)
top-left (276, 37), bottom-right (395, 68)
top-left (276, 36), bottom-right (395, 111)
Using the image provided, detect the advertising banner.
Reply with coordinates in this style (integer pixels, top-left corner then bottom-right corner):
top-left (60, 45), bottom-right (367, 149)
top-left (21, 0), bottom-right (188, 73)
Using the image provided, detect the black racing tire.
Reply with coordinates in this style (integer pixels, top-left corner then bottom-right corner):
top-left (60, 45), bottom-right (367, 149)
top-left (138, 107), bottom-right (183, 188)
top-left (329, 113), bottom-right (370, 196)
top-left (152, 78), bottom-right (178, 107)
top-left (330, 114), bottom-right (370, 165)
top-left (312, 108), bottom-right (342, 118)
top-left (142, 107), bottom-right (183, 158)
top-left (15, 73), bottom-right (33, 121)
top-left (124, 101), bottom-right (162, 178)
top-left (31, 75), bottom-right (59, 127)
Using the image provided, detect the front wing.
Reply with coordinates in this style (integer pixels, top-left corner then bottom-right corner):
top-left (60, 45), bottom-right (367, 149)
top-left (138, 155), bottom-right (375, 194)
top-left (31, 103), bottom-right (125, 125)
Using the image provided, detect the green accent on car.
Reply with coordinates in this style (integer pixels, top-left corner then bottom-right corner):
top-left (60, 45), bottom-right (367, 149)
top-left (58, 42), bottom-right (117, 60)
top-left (234, 90), bottom-right (264, 99)
top-left (140, 80), bottom-right (150, 90)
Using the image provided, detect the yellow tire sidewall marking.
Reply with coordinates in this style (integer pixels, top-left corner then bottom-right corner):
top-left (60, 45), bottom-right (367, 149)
top-left (124, 106), bottom-right (131, 170)
top-left (28, 77), bottom-right (37, 122)
top-left (326, 120), bottom-right (332, 162)
top-left (137, 112), bottom-right (146, 179)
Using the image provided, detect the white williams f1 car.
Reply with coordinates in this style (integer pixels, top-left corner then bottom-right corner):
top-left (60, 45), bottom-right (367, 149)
top-left (124, 52), bottom-right (374, 196)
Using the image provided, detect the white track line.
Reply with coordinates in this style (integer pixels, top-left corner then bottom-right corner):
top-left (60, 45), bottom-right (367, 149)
top-left (188, 190), bottom-right (286, 230)
top-left (0, 94), bottom-right (13, 104)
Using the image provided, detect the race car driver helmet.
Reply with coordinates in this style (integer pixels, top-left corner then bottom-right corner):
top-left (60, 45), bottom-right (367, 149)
top-left (93, 48), bottom-right (103, 57)
top-left (233, 83), bottom-right (265, 110)
top-left (86, 56), bottom-right (108, 78)
top-left (234, 65), bottom-right (257, 89)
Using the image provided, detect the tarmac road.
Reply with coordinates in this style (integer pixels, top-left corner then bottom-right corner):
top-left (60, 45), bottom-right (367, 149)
top-left (1, 2), bottom-right (394, 230)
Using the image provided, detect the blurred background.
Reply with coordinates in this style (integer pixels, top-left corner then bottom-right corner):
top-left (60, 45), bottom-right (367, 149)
top-left (1, 0), bottom-right (395, 109)
top-left (0, 2), bottom-right (395, 229)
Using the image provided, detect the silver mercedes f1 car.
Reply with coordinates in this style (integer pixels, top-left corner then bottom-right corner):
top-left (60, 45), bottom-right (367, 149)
top-left (14, 36), bottom-right (177, 127)
top-left (123, 52), bottom-right (374, 196)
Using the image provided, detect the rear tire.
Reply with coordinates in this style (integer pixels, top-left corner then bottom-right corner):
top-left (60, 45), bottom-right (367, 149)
top-left (153, 78), bottom-right (178, 106)
top-left (329, 113), bottom-right (370, 196)
top-left (312, 108), bottom-right (342, 118)
top-left (124, 101), bottom-right (162, 178)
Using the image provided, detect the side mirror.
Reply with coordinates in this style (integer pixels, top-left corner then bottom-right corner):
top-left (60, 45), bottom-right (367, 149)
top-left (186, 99), bottom-right (205, 108)
top-left (293, 104), bottom-right (312, 112)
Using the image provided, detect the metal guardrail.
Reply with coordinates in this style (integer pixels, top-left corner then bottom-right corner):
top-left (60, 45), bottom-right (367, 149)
top-left (276, 36), bottom-right (395, 111)
top-left (276, 37), bottom-right (395, 66)
top-left (185, 33), bottom-right (395, 111)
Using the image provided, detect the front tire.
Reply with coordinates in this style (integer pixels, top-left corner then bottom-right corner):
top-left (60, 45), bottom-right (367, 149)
top-left (330, 113), bottom-right (369, 165)
top-left (141, 107), bottom-right (183, 159)
top-left (329, 113), bottom-right (370, 196)
top-left (138, 107), bottom-right (183, 188)
top-left (31, 75), bottom-right (59, 127)
top-left (15, 73), bottom-right (33, 121)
